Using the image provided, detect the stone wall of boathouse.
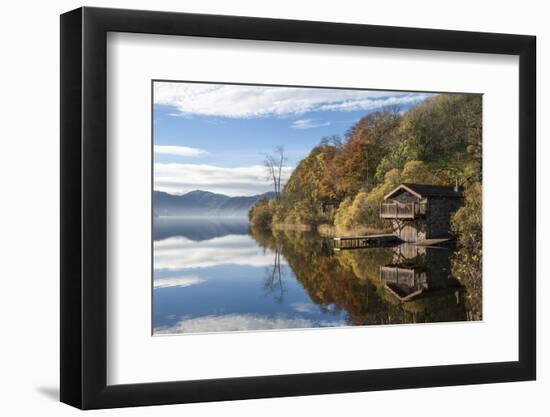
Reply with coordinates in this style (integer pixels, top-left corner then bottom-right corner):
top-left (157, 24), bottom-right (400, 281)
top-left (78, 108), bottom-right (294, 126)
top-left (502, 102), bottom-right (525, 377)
top-left (425, 197), bottom-right (462, 239)
top-left (389, 196), bottom-right (462, 243)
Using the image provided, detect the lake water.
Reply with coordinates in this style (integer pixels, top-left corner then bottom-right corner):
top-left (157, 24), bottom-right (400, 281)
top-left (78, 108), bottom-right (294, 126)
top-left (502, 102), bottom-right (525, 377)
top-left (153, 217), bottom-right (477, 335)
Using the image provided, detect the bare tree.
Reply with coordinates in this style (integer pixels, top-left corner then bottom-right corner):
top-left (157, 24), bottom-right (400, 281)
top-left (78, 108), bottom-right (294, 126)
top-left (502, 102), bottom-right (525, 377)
top-left (264, 146), bottom-right (287, 198)
top-left (320, 134), bottom-right (343, 148)
top-left (381, 103), bottom-right (402, 118)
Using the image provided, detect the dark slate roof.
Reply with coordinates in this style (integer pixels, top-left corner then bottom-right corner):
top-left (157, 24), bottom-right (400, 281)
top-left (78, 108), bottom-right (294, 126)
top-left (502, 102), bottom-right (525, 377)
top-left (401, 183), bottom-right (462, 198)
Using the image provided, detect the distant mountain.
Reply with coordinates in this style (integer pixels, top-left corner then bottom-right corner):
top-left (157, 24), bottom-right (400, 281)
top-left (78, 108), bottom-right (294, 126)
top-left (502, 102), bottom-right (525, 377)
top-left (153, 190), bottom-right (275, 217)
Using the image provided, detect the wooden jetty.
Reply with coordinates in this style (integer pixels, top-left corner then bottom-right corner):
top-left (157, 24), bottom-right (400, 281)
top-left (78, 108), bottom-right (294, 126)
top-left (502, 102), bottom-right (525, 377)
top-left (333, 234), bottom-right (401, 250)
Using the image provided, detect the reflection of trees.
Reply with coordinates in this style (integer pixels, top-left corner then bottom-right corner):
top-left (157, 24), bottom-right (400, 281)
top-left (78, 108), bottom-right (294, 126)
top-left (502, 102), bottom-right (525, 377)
top-left (451, 182), bottom-right (482, 321)
top-left (264, 249), bottom-right (285, 303)
top-left (452, 249), bottom-right (482, 321)
top-left (251, 226), bottom-right (287, 303)
top-left (249, 227), bottom-right (469, 326)
top-left (335, 245), bottom-right (468, 323)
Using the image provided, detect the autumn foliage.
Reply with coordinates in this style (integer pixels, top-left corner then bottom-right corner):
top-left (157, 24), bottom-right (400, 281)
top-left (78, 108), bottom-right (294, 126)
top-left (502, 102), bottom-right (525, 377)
top-left (249, 93), bottom-right (482, 238)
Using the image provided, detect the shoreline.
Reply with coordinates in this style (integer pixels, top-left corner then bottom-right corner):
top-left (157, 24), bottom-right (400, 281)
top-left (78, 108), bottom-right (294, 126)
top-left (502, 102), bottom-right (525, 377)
top-left (317, 223), bottom-right (391, 238)
top-left (268, 222), bottom-right (390, 237)
top-left (271, 223), bottom-right (311, 232)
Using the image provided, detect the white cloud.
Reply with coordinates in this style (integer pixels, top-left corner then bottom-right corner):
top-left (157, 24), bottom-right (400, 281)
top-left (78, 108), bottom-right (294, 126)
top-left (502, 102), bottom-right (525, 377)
top-left (153, 275), bottom-right (205, 289)
top-left (154, 82), bottom-right (431, 118)
top-left (154, 163), bottom-right (293, 196)
top-left (318, 94), bottom-right (431, 112)
top-left (154, 145), bottom-right (208, 157)
top-left (154, 313), bottom-right (345, 334)
top-left (154, 234), bottom-right (280, 270)
top-left (290, 118), bottom-right (331, 129)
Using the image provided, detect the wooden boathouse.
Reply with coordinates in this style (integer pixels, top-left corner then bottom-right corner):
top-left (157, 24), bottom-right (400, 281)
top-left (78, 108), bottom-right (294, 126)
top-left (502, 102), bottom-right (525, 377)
top-left (380, 183), bottom-right (462, 243)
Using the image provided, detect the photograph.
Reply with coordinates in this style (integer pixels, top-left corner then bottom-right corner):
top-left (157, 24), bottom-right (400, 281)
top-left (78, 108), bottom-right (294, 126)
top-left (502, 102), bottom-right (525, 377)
top-left (152, 81), bottom-right (483, 335)
top-left (51, 2), bottom-right (540, 412)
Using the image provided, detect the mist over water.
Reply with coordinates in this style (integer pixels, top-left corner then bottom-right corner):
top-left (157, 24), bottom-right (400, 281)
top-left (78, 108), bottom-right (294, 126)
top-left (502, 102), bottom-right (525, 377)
top-left (153, 216), bottom-right (249, 241)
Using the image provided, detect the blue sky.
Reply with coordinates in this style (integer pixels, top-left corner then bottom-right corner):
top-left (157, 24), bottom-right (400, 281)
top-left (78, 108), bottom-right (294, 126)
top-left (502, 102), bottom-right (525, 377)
top-left (153, 82), bottom-right (431, 196)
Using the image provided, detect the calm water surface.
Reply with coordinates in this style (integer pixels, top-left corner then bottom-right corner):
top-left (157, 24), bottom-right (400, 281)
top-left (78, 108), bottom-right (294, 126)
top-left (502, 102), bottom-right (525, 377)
top-left (153, 217), bottom-right (475, 334)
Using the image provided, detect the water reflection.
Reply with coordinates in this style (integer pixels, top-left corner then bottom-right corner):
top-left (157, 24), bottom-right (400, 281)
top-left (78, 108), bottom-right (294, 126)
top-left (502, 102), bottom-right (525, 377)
top-left (380, 243), bottom-right (463, 303)
top-left (154, 234), bottom-right (274, 270)
top-left (263, 249), bottom-right (286, 303)
top-left (153, 218), bottom-right (479, 335)
top-left (154, 216), bottom-right (249, 241)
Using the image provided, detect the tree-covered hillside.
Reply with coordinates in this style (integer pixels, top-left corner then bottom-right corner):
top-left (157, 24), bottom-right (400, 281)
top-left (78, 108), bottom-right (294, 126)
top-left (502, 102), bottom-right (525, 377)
top-left (250, 93), bottom-right (481, 232)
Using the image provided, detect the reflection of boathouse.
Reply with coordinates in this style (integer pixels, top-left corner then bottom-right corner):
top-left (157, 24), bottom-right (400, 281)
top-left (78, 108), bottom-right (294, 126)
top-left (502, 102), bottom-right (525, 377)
top-left (380, 244), bottom-right (462, 302)
top-left (380, 183), bottom-right (462, 243)
top-left (380, 265), bottom-right (427, 301)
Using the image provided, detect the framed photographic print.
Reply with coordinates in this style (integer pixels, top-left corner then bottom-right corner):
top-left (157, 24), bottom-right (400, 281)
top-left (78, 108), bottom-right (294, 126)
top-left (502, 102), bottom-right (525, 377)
top-left (60, 6), bottom-right (536, 409)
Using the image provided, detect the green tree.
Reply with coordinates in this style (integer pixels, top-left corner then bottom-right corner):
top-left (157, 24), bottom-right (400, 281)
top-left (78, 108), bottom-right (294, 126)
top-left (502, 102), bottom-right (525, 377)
top-left (375, 94), bottom-right (482, 182)
top-left (248, 198), bottom-right (277, 229)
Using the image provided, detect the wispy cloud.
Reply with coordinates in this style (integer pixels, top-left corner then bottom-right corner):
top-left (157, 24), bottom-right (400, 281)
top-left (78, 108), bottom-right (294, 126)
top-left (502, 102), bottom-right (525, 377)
top-left (154, 82), bottom-right (431, 119)
top-left (153, 275), bottom-right (205, 289)
top-left (290, 118), bottom-right (331, 129)
top-left (154, 145), bottom-right (208, 157)
top-left (154, 313), bottom-right (345, 334)
top-left (154, 163), bottom-right (293, 196)
top-left (318, 94), bottom-right (427, 112)
top-left (154, 234), bottom-right (279, 270)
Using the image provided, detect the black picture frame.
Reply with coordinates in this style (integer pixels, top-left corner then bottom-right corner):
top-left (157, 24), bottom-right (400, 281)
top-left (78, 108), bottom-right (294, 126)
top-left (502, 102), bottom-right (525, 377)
top-left (60, 6), bottom-right (536, 410)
